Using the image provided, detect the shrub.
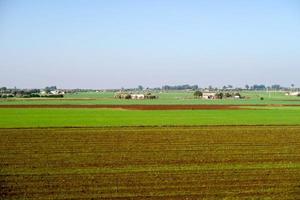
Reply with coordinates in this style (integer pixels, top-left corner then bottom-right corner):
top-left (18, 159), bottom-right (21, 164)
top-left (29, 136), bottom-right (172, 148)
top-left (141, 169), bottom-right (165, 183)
top-left (225, 93), bottom-right (232, 98)
top-left (215, 92), bottom-right (224, 99)
top-left (30, 93), bottom-right (41, 98)
top-left (124, 94), bottom-right (131, 99)
top-left (193, 91), bottom-right (203, 98)
top-left (41, 94), bottom-right (64, 98)
top-left (0, 94), bottom-right (14, 98)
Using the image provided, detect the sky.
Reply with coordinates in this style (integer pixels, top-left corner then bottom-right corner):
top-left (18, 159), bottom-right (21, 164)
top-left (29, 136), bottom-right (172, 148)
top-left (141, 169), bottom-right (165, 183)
top-left (0, 0), bottom-right (300, 89)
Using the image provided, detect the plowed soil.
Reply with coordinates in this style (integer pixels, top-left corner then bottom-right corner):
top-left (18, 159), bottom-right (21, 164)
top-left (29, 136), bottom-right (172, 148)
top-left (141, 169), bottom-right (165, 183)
top-left (0, 104), bottom-right (291, 110)
top-left (1, 126), bottom-right (300, 199)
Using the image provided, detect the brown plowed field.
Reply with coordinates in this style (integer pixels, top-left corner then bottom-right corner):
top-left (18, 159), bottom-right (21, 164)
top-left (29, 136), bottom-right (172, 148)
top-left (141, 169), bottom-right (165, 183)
top-left (0, 104), bottom-right (298, 110)
top-left (0, 104), bottom-right (244, 110)
top-left (1, 126), bottom-right (300, 199)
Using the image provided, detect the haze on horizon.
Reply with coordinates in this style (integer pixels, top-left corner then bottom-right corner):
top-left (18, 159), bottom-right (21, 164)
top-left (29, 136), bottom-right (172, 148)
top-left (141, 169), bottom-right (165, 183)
top-left (0, 0), bottom-right (300, 89)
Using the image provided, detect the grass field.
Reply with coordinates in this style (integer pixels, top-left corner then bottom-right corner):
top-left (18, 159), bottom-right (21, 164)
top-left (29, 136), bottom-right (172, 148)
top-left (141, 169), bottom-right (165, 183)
top-left (1, 126), bottom-right (300, 199)
top-left (0, 107), bottom-right (300, 128)
top-left (0, 91), bottom-right (299, 105)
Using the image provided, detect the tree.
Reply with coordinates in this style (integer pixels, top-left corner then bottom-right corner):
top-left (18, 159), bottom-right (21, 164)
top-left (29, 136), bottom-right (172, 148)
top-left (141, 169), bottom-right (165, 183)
top-left (225, 92), bottom-right (232, 98)
top-left (0, 87), bottom-right (7, 91)
top-left (215, 92), bottom-right (223, 99)
top-left (191, 85), bottom-right (198, 90)
top-left (271, 85), bottom-right (281, 90)
top-left (45, 86), bottom-right (57, 93)
top-left (245, 85), bottom-right (249, 90)
top-left (162, 84), bottom-right (198, 90)
top-left (138, 85), bottom-right (144, 91)
top-left (252, 84), bottom-right (266, 90)
top-left (193, 91), bottom-right (203, 98)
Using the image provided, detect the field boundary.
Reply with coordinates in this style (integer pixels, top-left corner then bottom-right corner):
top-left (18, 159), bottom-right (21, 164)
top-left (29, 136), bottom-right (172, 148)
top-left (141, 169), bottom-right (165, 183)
top-left (1, 124), bottom-right (300, 130)
top-left (0, 104), bottom-right (300, 110)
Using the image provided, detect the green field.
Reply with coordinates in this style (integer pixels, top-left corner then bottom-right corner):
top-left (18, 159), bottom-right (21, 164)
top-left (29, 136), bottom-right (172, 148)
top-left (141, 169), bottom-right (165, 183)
top-left (1, 126), bottom-right (300, 199)
top-left (0, 90), bottom-right (299, 105)
top-left (0, 107), bottom-right (300, 128)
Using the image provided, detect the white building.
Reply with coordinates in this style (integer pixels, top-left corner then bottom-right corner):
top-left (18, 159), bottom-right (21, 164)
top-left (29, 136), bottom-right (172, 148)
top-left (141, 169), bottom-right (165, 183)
top-left (50, 90), bottom-right (65, 95)
top-left (131, 94), bottom-right (145, 99)
top-left (40, 91), bottom-right (47, 95)
top-left (289, 92), bottom-right (300, 96)
top-left (202, 92), bottom-right (216, 99)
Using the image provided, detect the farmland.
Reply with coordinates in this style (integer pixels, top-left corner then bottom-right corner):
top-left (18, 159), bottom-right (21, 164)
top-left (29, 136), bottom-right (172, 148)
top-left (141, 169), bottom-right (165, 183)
top-left (0, 106), bottom-right (300, 128)
top-left (1, 90), bottom-right (300, 105)
top-left (1, 91), bottom-right (300, 199)
top-left (1, 126), bottom-right (300, 199)
top-left (2, 0), bottom-right (299, 199)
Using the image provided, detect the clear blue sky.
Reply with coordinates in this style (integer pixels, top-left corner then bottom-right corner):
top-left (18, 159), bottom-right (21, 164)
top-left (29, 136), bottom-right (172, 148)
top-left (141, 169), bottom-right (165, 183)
top-left (0, 0), bottom-right (299, 89)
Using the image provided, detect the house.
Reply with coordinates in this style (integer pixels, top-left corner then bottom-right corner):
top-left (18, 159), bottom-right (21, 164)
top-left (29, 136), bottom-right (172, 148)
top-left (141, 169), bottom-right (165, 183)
top-left (40, 91), bottom-right (47, 95)
top-left (131, 94), bottom-right (145, 99)
top-left (40, 89), bottom-right (65, 97)
top-left (115, 92), bottom-right (158, 100)
top-left (288, 92), bottom-right (300, 96)
top-left (50, 90), bottom-right (65, 95)
top-left (202, 92), bottom-right (216, 99)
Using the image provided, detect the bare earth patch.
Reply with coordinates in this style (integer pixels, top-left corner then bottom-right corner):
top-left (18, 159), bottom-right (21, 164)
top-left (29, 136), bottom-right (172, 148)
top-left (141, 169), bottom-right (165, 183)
top-left (1, 104), bottom-right (298, 110)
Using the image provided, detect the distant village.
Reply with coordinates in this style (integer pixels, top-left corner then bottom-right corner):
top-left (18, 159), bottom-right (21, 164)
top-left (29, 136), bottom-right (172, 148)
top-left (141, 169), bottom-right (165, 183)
top-left (0, 84), bottom-right (299, 99)
top-left (0, 86), bottom-right (65, 98)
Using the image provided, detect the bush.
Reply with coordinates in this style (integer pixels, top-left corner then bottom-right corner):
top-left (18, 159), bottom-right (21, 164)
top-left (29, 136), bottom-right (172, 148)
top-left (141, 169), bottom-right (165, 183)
top-left (260, 97), bottom-right (264, 100)
top-left (41, 94), bottom-right (64, 98)
top-left (145, 94), bottom-right (157, 99)
top-left (0, 94), bottom-right (14, 98)
top-left (193, 91), bottom-right (203, 98)
top-left (215, 92), bottom-right (224, 99)
top-left (30, 93), bottom-right (41, 98)
top-left (124, 94), bottom-right (131, 99)
top-left (225, 93), bottom-right (232, 98)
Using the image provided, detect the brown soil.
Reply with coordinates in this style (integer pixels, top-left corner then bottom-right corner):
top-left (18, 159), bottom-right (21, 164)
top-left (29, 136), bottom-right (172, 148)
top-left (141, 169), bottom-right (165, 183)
top-left (0, 104), bottom-right (251, 110)
top-left (1, 126), bottom-right (300, 199)
top-left (0, 104), bottom-right (299, 110)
